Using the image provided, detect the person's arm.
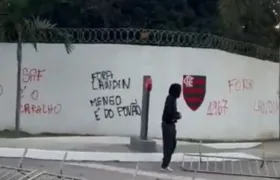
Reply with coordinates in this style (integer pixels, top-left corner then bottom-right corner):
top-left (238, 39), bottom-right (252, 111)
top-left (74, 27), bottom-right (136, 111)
top-left (174, 104), bottom-right (181, 122)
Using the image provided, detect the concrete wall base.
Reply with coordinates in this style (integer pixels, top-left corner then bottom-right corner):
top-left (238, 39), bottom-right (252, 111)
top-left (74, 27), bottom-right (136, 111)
top-left (129, 137), bottom-right (157, 152)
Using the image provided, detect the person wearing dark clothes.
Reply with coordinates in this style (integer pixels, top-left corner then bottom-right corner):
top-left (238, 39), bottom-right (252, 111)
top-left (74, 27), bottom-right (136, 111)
top-left (161, 83), bottom-right (182, 172)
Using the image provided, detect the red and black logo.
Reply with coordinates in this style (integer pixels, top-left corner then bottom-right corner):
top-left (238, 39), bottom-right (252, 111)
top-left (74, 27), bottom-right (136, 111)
top-left (182, 75), bottom-right (206, 111)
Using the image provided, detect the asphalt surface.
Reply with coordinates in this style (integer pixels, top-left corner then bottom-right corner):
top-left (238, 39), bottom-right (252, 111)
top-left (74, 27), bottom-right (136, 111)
top-left (0, 138), bottom-right (280, 180)
top-left (0, 157), bottom-right (279, 180)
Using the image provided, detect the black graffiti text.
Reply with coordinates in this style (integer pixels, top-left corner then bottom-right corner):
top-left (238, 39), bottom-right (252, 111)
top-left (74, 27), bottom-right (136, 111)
top-left (90, 95), bottom-right (122, 107)
top-left (94, 107), bottom-right (101, 121)
top-left (117, 100), bottom-right (141, 117)
top-left (91, 70), bottom-right (131, 90)
top-left (90, 98), bottom-right (141, 121)
top-left (104, 108), bottom-right (114, 119)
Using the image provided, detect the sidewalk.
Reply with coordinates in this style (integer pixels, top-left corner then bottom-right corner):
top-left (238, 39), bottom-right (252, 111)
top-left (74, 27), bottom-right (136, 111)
top-left (0, 136), bottom-right (279, 180)
top-left (0, 136), bottom-right (263, 152)
top-left (0, 136), bottom-right (278, 161)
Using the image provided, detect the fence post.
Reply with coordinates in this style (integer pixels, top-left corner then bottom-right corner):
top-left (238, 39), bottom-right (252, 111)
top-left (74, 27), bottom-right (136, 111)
top-left (132, 162), bottom-right (140, 180)
top-left (18, 148), bottom-right (28, 168)
top-left (199, 140), bottom-right (202, 163)
top-left (260, 142), bottom-right (265, 168)
top-left (60, 152), bottom-right (68, 175)
top-left (129, 75), bottom-right (156, 152)
top-left (140, 76), bottom-right (152, 140)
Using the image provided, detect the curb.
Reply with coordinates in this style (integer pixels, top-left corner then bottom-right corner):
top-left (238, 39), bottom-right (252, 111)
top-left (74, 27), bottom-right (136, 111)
top-left (0, 148), bottom-right (260, 162)
top-left (0, 136), bottom-right (262, 150)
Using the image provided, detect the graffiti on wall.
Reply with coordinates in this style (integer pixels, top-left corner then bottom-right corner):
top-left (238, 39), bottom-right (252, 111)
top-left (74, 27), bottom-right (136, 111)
top-left (254, 100), bottom-right (279, 115)
top-left (205, 78), bottom-right (253, 116)
top-left (207, 99), bottom-right (228, 116)
top-left (182, 75), bottom-right (206, 111)
top-left (90, 70), bottom-right (141, 121)
top-left (228, 78), bottom-right (253, 92)
top-left (20, 67), bottom-right (62, 115)
top-left (91, 70), bottom-right (131, 90)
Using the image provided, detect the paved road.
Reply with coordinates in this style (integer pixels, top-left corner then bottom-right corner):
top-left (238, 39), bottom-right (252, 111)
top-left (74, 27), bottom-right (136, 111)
top-left (0, 158), bottom-right (148, 180)
top-left (0, 138), bottom-right (280, 180)
top-left (0, 157), bottom-right (278, 180)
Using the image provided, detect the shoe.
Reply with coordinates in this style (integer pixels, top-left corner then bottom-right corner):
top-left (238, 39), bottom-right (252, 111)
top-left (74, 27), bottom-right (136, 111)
top-left (160, 167), bottom-right (174, 172)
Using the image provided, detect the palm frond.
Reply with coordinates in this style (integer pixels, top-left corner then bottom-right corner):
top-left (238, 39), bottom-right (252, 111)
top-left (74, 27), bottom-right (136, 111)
top-left (32, 16), bottom-right (56, 29)
top-left (24, 18), bottom-right (39, 51)
top-left (56, 29), bottom-right (74, 54)
top-left (23, 16), bottom-right (74, 54)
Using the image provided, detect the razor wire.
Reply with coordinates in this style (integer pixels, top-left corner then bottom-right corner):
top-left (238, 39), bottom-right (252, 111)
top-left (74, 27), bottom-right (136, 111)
top-left (0, 28), bottom-right (278, 62)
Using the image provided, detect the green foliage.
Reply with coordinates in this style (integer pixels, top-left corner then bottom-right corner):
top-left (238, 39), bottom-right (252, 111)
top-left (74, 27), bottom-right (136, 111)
top-left (1, 0), bottom-right (279, 48)
top-left (218, 0), bottom-right (280, 48)
top-left (0, 0), bottom-right (74, 53)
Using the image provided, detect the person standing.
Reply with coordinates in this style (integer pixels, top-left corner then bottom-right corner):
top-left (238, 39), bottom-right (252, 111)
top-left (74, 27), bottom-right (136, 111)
top-left (161, 83), bottom-right (182, 172)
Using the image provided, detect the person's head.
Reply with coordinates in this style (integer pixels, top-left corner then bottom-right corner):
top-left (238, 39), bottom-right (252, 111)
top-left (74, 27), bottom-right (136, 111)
top-left (168, 83), bottom-right (181, 98)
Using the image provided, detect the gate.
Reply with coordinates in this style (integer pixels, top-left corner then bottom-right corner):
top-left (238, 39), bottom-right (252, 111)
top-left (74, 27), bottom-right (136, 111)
top-left (0, 166), bottom-right (86, 180)
top-left (23, 171), bottom-right (87, 180)
top-left (0, 149), bottom-right (87, 180)
top-left (181, 153), bottom-right (280, 179)
top-left (0, 165), bottom-right (39, 180)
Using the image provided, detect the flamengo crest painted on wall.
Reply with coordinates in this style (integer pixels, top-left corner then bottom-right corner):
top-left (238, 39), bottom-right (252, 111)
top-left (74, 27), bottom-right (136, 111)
top-left (183, 75), bottom-right (206, 111)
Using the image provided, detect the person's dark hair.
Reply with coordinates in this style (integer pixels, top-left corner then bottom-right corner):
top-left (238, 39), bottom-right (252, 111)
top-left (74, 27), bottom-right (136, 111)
top-left (168, 83), bottom-right (181, 98)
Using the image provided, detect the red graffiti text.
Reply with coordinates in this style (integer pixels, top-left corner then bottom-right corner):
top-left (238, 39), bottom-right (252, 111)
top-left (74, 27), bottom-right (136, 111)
top-left (21, 86), bottom-right (39, 100)
top-left (228, 79), bottom-right (253, 92)
top-left (207, 99), bottom-right (228, 116)
top-left (254, 100), bottom-right (279, 115)
top-left (22, 67), bottom-right (46, 83)
top-left (20, 103), bottom-right (61, 115)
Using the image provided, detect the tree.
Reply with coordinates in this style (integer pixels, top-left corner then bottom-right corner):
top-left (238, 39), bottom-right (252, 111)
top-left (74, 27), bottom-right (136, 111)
top-left (28, 0), bottom-right (279, 47)
top-left (218, 0), bottom-right (247, 35)
top-left (218, 0), bottom-right (280, 48)
top-left (0, 0), bottom-right (74, 136)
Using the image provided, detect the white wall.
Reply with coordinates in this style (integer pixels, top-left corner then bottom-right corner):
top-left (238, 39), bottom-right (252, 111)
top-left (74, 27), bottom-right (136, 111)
top-left (0, 43), bottom-right (278, 141)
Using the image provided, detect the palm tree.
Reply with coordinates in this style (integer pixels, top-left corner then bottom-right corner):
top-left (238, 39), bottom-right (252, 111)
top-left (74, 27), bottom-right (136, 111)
top-left (0, 0), bottom-right (74, 136)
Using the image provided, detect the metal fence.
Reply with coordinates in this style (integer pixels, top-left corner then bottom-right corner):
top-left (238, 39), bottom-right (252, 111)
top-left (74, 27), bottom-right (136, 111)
top-left (181, 154), bottom-right (280, 179)
top-left (0, 150), bottom-right (87, 180)
top-left (0, 165), bottom-right (38, 180)
top-left (0, 143), bottom-right (279, 180)
top-left (0, 166), bottom-right (87, 180)
top-left (179, 141), bottom-right (280, 179)
top-left (0, 28), bottom-right (278, 62)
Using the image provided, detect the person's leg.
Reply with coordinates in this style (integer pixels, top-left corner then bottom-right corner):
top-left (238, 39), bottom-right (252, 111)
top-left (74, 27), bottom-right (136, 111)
top-left (171, 127), bottom-right (177, 154)
top-left (166, 125), bottom-right (176, 167)
top-left (161, 123), bottom-right (172, 169)
top-left (161, 122), bottom-right (167, 168)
